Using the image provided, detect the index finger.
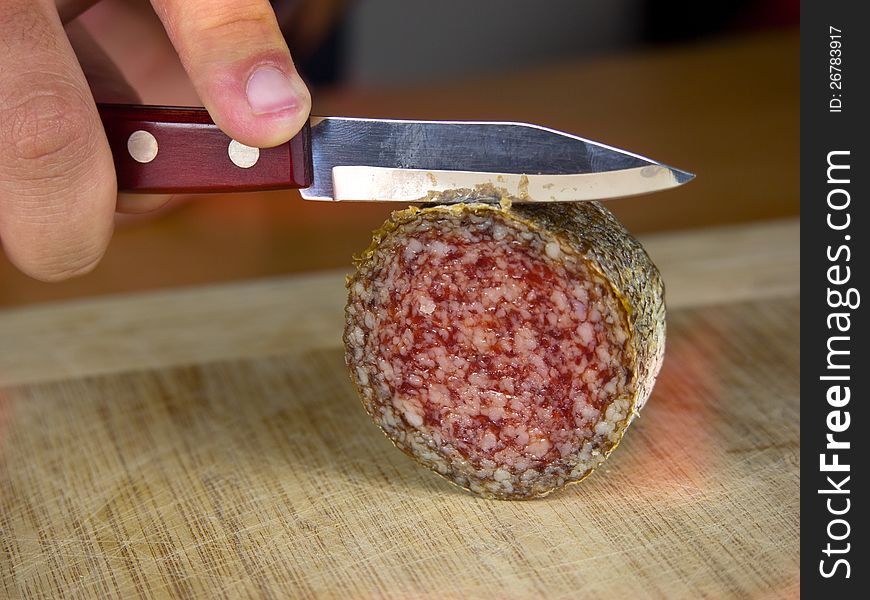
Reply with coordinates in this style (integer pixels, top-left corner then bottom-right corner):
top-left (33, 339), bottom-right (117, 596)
top-left (149, 0), bottom-right (311, 148)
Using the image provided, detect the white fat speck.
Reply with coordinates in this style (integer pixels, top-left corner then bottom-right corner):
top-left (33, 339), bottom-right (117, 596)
top-left (578, 322), bottom-right (595, 346)
top-left (427, 384), bottom-right (451, 406)
top-left (481, 287), bottom-right (502, 305)
top-left (594, 420), bottom-right (614, 436)
top-left (557, 442), bottom-right (574, 457)
top-left (514, 326), bottom-right (538, 352)
top-left (551, 289), bottom-right (568, 311)
top-left (430, 240), bottom-right (450, 256)
top-left (605, 401), bottom-right (622, 420)
top-left (403, 238), bottom-right (423, 260)
top-left (381, 410), bottom-right (397, 427)
top-left (525, 438), bottom-right (551, 459)
top-left (483, 405), bottom-right (505, 422)
top-left (521, 469), bottom-right (539, 482)
top-left (493, 468), bottom-right (511, 482)
top-left (581, 404), bottom-right (599, 420)
top-left (419, 295), bottom-right (436, 315)
top-left (401, 404), bottom-right (424, 428)
top-left (545, 241), bottom-right (561, 259)
top-left (377, 358), bottom-right (394, 379)
top-left (614, 325), bottom-right (629, 345)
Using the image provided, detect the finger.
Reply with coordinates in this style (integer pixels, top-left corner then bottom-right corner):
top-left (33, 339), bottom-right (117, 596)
top-left (116, 193), bottom-right (175, 214)
top-left (115, 195), bottom-right (180, 228)
top-left (0, 0), bottom-right (116, 282)
top-left (150, 0), bottom-right (311, 148)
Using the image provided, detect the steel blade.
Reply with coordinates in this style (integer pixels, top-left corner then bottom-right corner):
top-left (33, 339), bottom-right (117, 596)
top-left (301, 116), bottom-right (694, 202)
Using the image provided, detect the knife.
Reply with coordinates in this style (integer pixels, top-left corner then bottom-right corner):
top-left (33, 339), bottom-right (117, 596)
top-left (98, 104), bottom-right (694, 202)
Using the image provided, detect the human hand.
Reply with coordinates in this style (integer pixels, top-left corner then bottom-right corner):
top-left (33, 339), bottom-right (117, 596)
top-left (0, 0), bottom-right (312, 281)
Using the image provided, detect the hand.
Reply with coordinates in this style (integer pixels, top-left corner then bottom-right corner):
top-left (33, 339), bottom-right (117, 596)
top-left (0, 0), bottom-right (312, 281)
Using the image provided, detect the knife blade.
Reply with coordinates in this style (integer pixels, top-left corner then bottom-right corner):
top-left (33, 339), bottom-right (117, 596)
top-left (98, 104), bottom-right (694, 202)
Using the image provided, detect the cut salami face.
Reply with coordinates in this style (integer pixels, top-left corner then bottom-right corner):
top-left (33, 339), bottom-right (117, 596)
top-left (345, 199), bottom-right (665, 499)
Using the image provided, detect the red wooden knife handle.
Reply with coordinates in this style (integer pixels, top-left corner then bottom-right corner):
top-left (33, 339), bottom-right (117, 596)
top-left (97, 104), bottom-right (313, 193)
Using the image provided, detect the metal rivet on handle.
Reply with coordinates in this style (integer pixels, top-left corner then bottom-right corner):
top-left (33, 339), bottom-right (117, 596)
top-left (127, 130), bottom-right (158, 163)
top-left (228, 140), bottom-right (259, 168)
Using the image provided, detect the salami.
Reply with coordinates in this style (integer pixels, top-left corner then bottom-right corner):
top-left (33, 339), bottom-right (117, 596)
top-left (344, 196), bottom-right (665, 499)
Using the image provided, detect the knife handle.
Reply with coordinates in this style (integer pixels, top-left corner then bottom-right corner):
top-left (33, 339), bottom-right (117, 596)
top-left (97, 104), bottom-right (313, 193)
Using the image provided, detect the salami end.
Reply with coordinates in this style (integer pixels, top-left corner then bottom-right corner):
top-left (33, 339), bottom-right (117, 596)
top-left (344, 199), bottom-right (665, 499)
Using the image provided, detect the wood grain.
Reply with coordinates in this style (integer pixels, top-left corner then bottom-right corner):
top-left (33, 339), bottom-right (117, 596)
top-left (0, 217), bottom-right (799, 598)
top-left (0, 298), bottom-right (800, 599)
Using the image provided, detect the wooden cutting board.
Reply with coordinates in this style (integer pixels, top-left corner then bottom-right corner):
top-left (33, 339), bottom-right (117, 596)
top-left (0, 219), bottom-right (799, 599)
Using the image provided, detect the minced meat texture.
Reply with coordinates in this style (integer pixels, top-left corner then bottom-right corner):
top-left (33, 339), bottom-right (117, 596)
top-left (370, 215), bottom-right (630, 475)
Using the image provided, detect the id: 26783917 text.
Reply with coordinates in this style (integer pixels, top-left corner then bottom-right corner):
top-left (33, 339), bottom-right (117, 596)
top-left (829, 26), bottom-right (843, 113)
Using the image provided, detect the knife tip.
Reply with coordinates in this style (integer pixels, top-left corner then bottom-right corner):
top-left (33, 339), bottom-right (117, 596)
top-left (670, 167), bottom-right (695, 185)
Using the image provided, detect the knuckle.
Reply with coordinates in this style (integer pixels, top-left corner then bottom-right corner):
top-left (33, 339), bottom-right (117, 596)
top-left (0, 82), bottom-right (96, 171)
top-left (194, 5), bottom-right (277, 38)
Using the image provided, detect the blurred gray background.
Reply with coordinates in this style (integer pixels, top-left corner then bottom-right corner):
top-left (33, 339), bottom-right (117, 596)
top-left (344, 0), bottom-right (642, 85)
top-left (276, 0), bottom-right (798, 86)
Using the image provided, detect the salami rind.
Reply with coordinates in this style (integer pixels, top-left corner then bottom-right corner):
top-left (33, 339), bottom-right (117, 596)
top-left (344, 198), bottom-right (665, 499)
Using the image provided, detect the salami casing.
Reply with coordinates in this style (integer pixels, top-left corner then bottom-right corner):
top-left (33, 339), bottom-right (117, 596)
top-left (344, 197), bottom-right (665, 499)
